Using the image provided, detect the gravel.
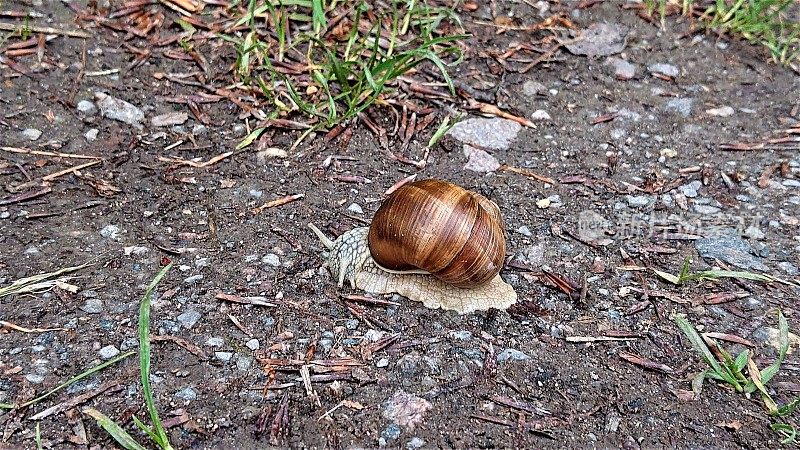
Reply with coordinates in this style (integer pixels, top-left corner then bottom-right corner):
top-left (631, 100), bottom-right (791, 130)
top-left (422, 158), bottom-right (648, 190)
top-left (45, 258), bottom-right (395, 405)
top-left (262, 253), bottom-right (281, 267)
top-left (497, 348), bottom-right (530, 362)
top-left (98, 345), bottom-right (120, 359)
top-left (22, 128), bottom-right (42, 141)
top-left (177, 310), bottom-right (202, 329)
top-left (447, 117), bottom-right (521, 150)
top-left (695, 232), bottom-right (769, 271)
top-left (80, 298), bottom-right (104, 314)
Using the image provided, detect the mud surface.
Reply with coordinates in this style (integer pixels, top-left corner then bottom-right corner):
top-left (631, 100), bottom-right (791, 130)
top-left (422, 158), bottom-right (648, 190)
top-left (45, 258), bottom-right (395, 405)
top-left (1, 1), bottom-right (799, 449)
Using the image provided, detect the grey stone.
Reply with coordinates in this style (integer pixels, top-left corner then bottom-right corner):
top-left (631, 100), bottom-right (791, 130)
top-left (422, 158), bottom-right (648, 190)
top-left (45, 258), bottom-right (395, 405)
top-left (778, 261), bottom-right (798, 275)
top-left (648, 63), bottom-right (679, 77)
top-left (695, 233), bottom-right (769, 271)
top-left (347, 203), bottom-right (364, 214)
top-left (183, 274), bottom-right (203, 284)
top-left (80, 298), bottom-right (104, 314)
top-left (95, 92), bottom-right (144, 128)
top-left (517, 225), bottom-right (532, 237)
top-left (665, 98), bottom-right (694, 117)
top-left (98, 345), bottom-right (120, 359)
top-left (364, 329), bottom-right (386, 342)
top-left (236, 356), bottom-right (253, 371)
top-left (177, 310), bottom-right (201, 329)
top-left (626, 195), bottom-right (651, 207)
top-left (463, 145), bottom-right (500, 173)
top-left (381, 424), bottom-right (402, 441)
top-left (85, 128), bottom-right (99, 142)
top-left (262, 253), bottom-right (281, 267)
top-left (694, 204), bottom-right (721, 215)
top-left (151, 111), bottom-right (188, 127)
top-left (447, 117), bottom-right (521, 150)
top-left (565, 23), bottom-right (627, 57)
top-left (497, 348), bottom-right (530, 362)
top-left (609, 57), bottom-right (636, 79)
top-left (679, 180), bottom-right (702, 198)
top-left (376, 357), bottom-right (390, 368)
top-left (345, 319), bottom-right (359, 330)
top-left (24, 246), bottom-right (41, 256)
top-left (22, 128), bottom-right (42, 141)
top-left (77, 100), bottom-right (97, 115)
top-left (782, 179), bottom-right (800, 188)
top-left (120, 337), bottom-right (138, 351)
top-left (192, 124), bottom-right (207, 135)
top-left (706, 106), bottom-right (735, 117)
top-left (206, 337), bottom-right (224, 347)
top-left (406, 437), bottom-right (426, 449)
top-left (522, 80), bottom-right (546, 97)
top-left (449, 330), bottom-right (473, 341)
top-left (25, 374), bottom-right (45, 384)
top-left (175, 387), bottom-right (197, 401)
top-left (215, 351), bottom-right (234, 362)
top-left (99, 224), bottom-right (121, 239)
top-left (530, 110), bottom-right (551, 121)
top-left (245, 339), bottom-right (260, 350)
top-left (744, 225), bottom-right (765, 240)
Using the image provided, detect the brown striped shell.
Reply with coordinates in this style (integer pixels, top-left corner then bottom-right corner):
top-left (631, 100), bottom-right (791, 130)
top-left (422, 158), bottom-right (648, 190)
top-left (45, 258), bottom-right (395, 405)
top-left (367, 179), bottom-right (506, 288)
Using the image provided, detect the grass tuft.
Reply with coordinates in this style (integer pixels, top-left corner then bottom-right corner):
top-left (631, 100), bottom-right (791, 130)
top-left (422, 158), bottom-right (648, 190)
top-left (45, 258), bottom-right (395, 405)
top-left (219, 0), bottom-right (467, 149)
top-left (643, 0), bottom-right (800, 70)
top-left (674, 311), bottom-right (798, 441)
top-left (84, 263), bottom-right (175, 450)
top-left (653, 256), bottom-right (797, 286)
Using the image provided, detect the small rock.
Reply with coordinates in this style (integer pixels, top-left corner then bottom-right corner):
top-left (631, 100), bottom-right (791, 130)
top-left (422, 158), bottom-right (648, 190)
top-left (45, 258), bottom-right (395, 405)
top-left (679, 180), bottom-right (702, 198)
top-left (695, 232), bottom-right (769, 271)
top-left (648, 63), bottom-right (679, 77)
top-left (177, 310), bottom-right (201, 329)
top-left (406, 437), bottom-right (426, 449)
top-left (783, 179), bottom-right (800, 188)
top-left (665, 98), bottom-right (694, 118)
top-left (25, 374), bottom-right (45, 384)
top-left (626, 195), bottom-right (650, 207)
top-left (151, 111), bottom-right (189, 127)
top-left (183, 274), bottom-right (203, 284)
top-left (255, 147), bottom-right (288, 163)
top-left (262, 253), bottom-right (281, 267)
top-left (215, 351), bottom-right (233, 362)
top-left (345, 319), bottom-right (359, 330)
top-left (100, 224), bottom-right (121, 239)
top-left (120, 337), bottom-right (138, 351)
top-left (236, 356), bottom-right (253, 371)
top-left (448, 117), bottom-right (521, 150)
top-left (84, 128), bottom-right (99, 142)
top-left (124, 246), bottom-right (149, 256)
top-left (608, 57), bottom-right (636, 80)
top-left (536, 198), bottom-right (551, 209)
top-left (744, 225), bottom-right (765, 240)
top-left (706, 106), bottom-right (735, 117)
top-left (778, 261), bottom-right (798, 275)
top-left (463, 145), bottom-right (500, 173)
top-left (497, 348), bottom-right (529, 362)
top-left (364, 330), bottom-right (386, 342)
top-left (376, 358), bottom-right (390, 368)
top-left (80, 298), bottom-right (104, 314)
top-left (98, 345), bottom-right (120, 360)
top-left (381, 424), bottom-right (402, 441)
top-left (694, 204), bottom-right (721, 215)
top-left (449, 330), bottom-right (473, 341)
top-left (517, 225), bottom-right (532, 237)
top-left (22, 128), bottom-right (42, 141)
top-left (383, 391), bottom-right (432, 428)
top-left (347, 203), bottom-right (364, 214)
top-left (565, 23), bottom-right (628, 57)
top-left (95, 92), bottom-right (144, 128)
top-left (175, 387), bottom-right (197, 401)
top-left (660, 148), bottom-right (677, 158)
top-left (245, 339), bottom-right (260, 350)
top-left (192, 124), bottom-right (207, 135)
top-left (77, 100), bottom-right (97, 115)
top-left (522, 80), bottom-right (547, 97)
top-left (530, 110), bottom-right (551, 121)
top-left (206, 337), bottom-right (224, 347)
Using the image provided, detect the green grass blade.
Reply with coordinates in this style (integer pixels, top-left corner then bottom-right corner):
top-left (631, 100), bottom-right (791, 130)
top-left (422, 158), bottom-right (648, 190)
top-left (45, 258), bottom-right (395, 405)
top-left (734, 349), bottom-right (750, 372)
top-left (236, 127), bottom-right (266, 150)
top-left (138, 263), bottom-right (174, 449)
top-left (83, 408), bottom-right (148, 450)
top-left (775, 398), bottom-right (800, 417)
top-left (674, 314), bottom-right (725, 375)
top-left (653, 268), bottom-right (681, 285)
top-left (771, 423), bottom-right (797, 444)
top-left (35, 422), bottom-right (43, 450)
top-left (132, 414), bottom-right (159, 443)
top-left (777, 311), bottom-right (789, 359)
top-left (427, 113), bottom-right (463, 148)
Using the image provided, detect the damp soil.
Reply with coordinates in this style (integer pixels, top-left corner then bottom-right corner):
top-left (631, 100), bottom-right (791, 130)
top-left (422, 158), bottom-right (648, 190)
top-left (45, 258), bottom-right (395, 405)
top-left (1, 1), bottom-right (799, 449)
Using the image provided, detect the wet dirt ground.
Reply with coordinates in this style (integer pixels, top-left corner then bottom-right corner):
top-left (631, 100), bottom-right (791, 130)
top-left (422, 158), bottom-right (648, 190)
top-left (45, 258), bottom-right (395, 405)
top-left (1, 0), bottom-right (799, 449)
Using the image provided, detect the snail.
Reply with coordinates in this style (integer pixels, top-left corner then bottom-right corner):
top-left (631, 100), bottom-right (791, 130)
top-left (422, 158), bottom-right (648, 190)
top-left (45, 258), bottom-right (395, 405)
top-left (309, 179), bottom-right (517, 314)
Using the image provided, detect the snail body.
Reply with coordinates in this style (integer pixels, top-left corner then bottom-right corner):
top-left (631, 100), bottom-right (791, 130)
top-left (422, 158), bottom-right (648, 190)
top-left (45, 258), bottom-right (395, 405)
top-left (310, 179), bottom-right (517, 314)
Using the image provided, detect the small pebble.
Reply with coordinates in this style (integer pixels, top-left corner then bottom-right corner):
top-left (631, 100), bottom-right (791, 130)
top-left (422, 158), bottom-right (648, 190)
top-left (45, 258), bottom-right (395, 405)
top-left (694, 204), bottom-right (721, 214)
top-left (345, 319), bottom-right (359, 330)
top-left (206, 337), bottom-right (224, 347)
top-left (177, 310), bottom-right (201, 329)
top-left (626, 195), bottom-right (650, 207)
top-left (100, 224), bottom-right (121, 239)
top-left (782, 180), bottom-right (800, 188)
top-left (245, 339), bottom-right (260, 350)
top-left (77, 100), bottom-right (97, 115)
top-left (25, 374), bottom-right (45, 384)
top-left (449, 330), bottom-right (473, 341)
top-left (262, 253), bottom-right (281, 267)
top-left (706, 106), bottom-right (735, 117)
top-left (22, 128), bottom-right (42, 141)
top-left (80, 298), bottom-right (104, 314)
top-left (517, 225), bottom-right (532, 237)
top-left (98, 345), bottom-right (120, 360)
top-left (215, 351), bottom-right (234, 362)
top-left (236, 356), bottom-right (253, 371)
top-left (648, 63), bottom-right (679, 77)
top-left (497, 348), bottom-right (529, 362)
top-left (530, 110), bottom-right (551, 121)
top-left (665, 98), bottom-right (694, 117)
top-left (175, 387), bottom-right (197, 401)
top-left (744, 225), bottom-right (765, 240)
top-left (609, 57), bottom-right (636, 80)
top-left (347, 203), bottom-right (364, 214)
top-left (376, 358), bottom-right (390, 368)
top-left (183, 274), bottom-right (203, 284)
top-left (522, 80), bottom-right (547, 97)
top-left (778, 261), bottom-right (798, 275)
top-left (406, 437), bottom-right (426, 449)
top-left (679, 181), bottom-right (702, 198)
top-left (381, 424), bottom-right (402, 441)
top-left (84, 128), bottom-right (99, 142)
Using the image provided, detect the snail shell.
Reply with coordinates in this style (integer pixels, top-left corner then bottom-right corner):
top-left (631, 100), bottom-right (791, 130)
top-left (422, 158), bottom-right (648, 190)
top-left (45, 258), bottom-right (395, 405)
top-left (309, 179), bottom-right (517, 314)
top-left (367, 179), bottom-right (506, 287)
